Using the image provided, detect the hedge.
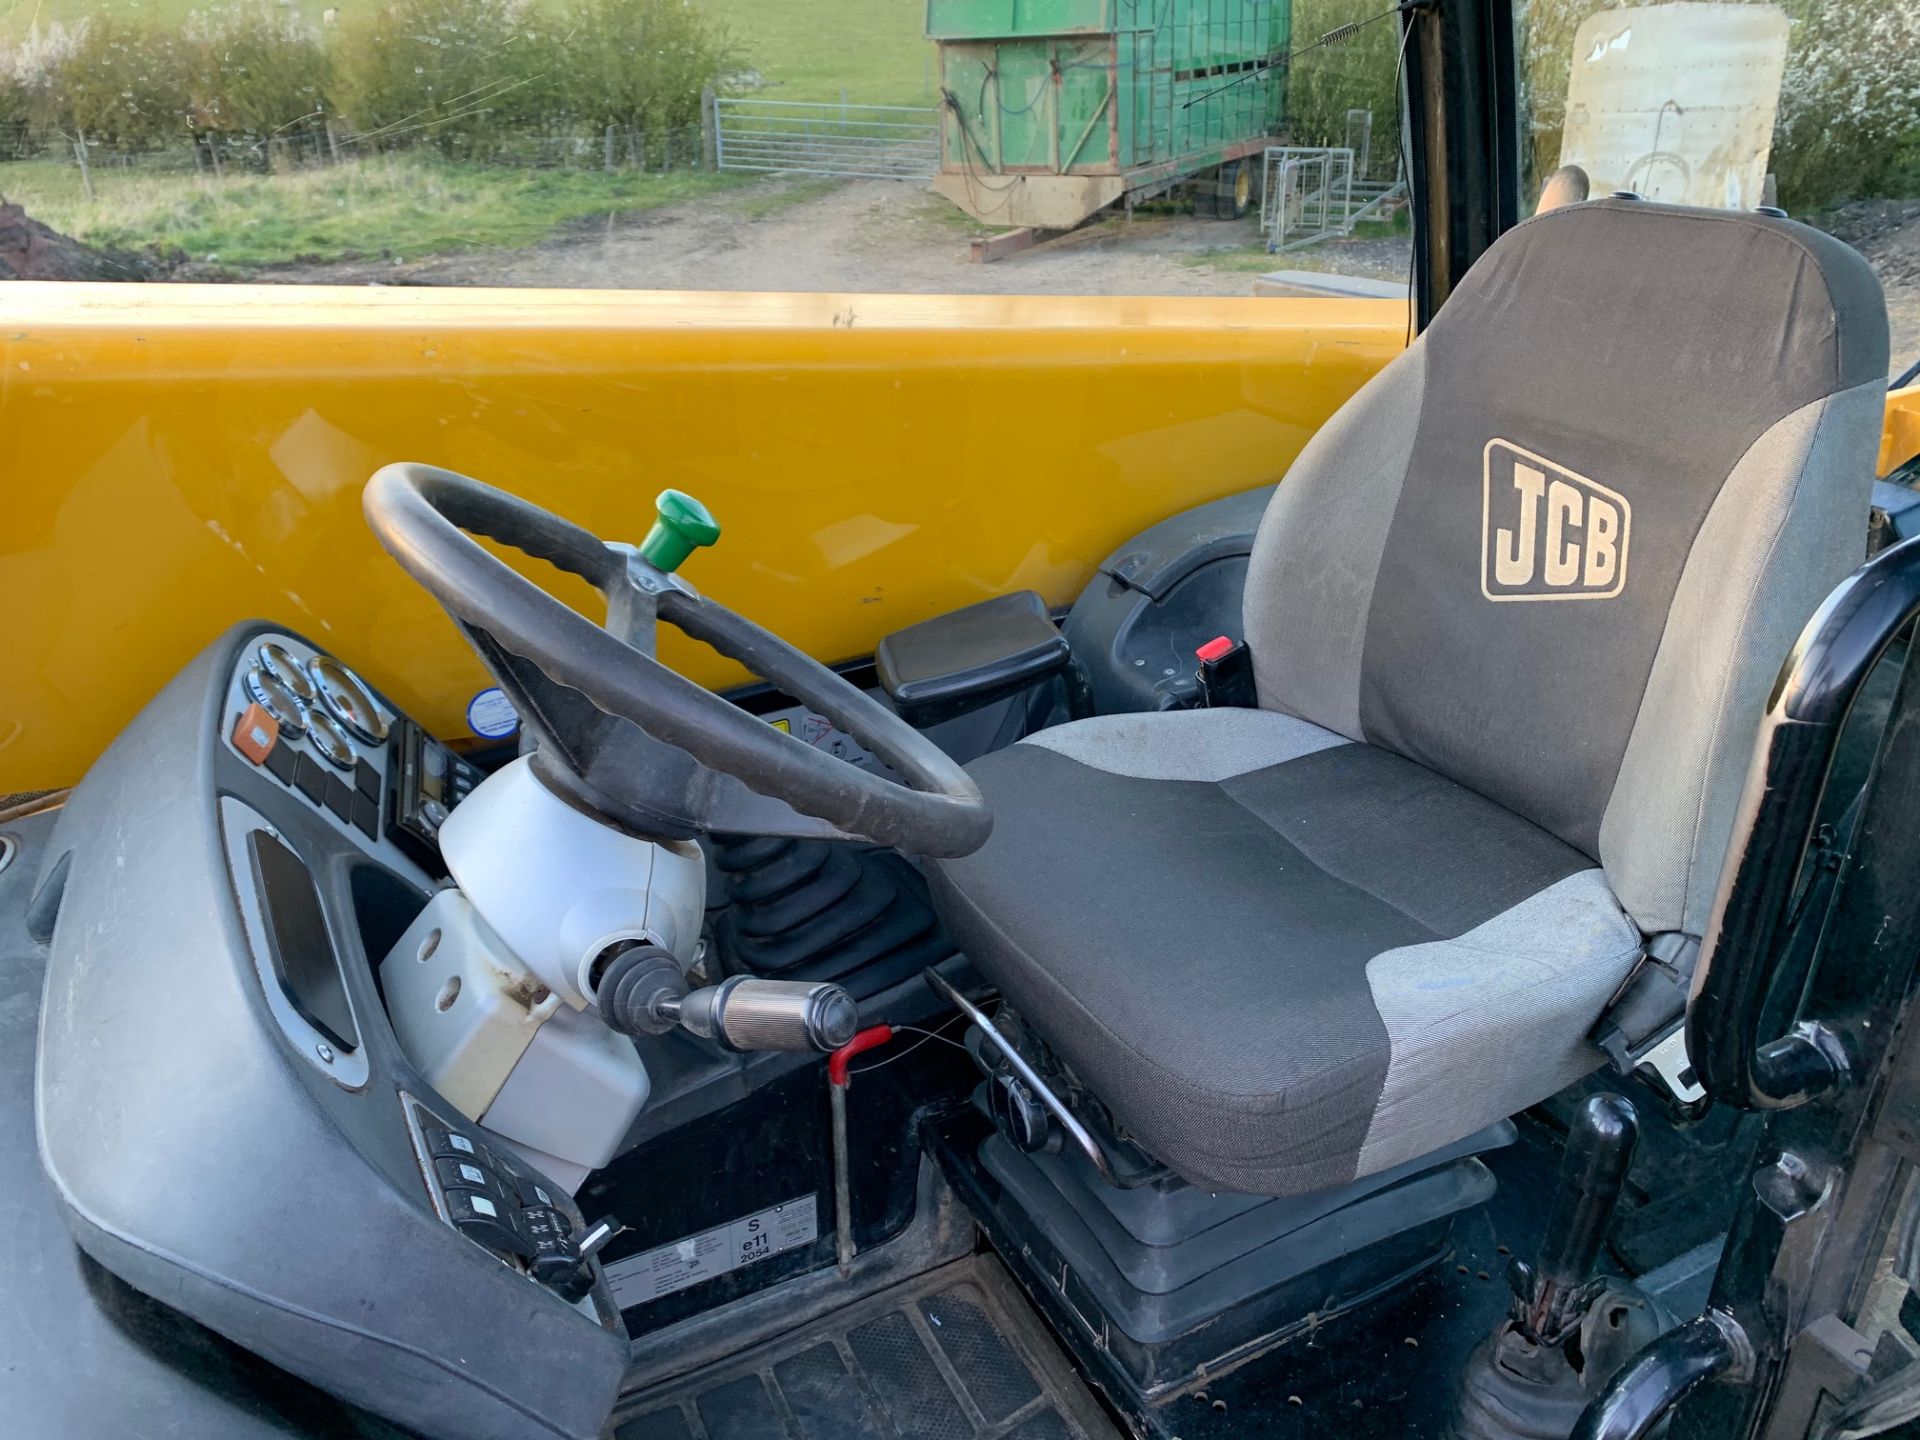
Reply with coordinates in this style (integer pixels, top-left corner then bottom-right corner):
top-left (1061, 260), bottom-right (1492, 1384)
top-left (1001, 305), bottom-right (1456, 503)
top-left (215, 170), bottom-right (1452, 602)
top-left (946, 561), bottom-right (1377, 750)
top-left (0, 0), bottom-right (735, 160)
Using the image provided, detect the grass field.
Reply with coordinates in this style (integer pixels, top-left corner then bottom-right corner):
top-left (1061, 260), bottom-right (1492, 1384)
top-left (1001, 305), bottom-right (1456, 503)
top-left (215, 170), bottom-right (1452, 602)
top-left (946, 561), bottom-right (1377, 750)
top-left (705, 0), bottom-right (938, 106)
top-left (0, 0), bottom-right (933, 267)
top-left (4, 151), bottom-right (740, 266)
top-left (0, 0), bottom-right (227, 40)
top-left (0, 0), bottom-right (940, 105)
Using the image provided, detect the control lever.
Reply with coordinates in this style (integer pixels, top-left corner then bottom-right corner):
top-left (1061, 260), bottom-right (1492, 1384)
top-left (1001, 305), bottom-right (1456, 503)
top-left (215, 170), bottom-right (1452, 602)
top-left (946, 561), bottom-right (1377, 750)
top-left (596, 944), bottom-right (858, 1052)
top-left (828, 1026), bottom-right (897, 1277)
top-left (923, 968), bottom-right (1119, 1183)
top-left (1453, 1093), bottom-right (1662, 1440)
top-left (1513, 1093), bottom-right (1640, 1345)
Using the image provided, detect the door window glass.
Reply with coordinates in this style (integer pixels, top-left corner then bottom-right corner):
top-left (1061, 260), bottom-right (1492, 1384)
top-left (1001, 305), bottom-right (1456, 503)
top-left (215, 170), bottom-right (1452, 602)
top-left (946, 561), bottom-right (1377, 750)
top-left (1515, 0), bottom-right (1918, 374)
top-left (0, 0), bottom-right (1414, 307)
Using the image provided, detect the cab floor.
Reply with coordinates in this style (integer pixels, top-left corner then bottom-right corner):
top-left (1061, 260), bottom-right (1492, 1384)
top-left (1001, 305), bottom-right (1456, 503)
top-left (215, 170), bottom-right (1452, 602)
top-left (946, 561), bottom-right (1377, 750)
top-left (610, 1254), bottom-right (1119, 1440)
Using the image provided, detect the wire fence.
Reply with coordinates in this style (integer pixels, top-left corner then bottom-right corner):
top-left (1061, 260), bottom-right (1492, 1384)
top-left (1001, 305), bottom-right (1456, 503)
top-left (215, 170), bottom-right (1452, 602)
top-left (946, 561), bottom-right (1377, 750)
top-left (2, 94), bottom-right (957, 202)
top-left (0, 115), bottom-right (719, 200)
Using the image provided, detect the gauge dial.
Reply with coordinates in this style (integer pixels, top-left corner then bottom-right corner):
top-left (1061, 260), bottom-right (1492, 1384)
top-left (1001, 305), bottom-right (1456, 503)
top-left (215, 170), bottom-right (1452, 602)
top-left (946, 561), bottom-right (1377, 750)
top-left (256, 641), bottom-right (316, 702)
top-left (307, 656), bottom-right (389, 746)
top-left (305, 710), bottom-right (356, 770)
top-left (243, 667), bottom-right (307, 738)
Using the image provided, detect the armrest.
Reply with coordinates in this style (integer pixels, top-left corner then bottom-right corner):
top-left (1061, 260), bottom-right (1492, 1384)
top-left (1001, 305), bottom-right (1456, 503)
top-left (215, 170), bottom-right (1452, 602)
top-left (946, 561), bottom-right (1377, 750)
top-left (875, 591), bottom-right (1072, 728)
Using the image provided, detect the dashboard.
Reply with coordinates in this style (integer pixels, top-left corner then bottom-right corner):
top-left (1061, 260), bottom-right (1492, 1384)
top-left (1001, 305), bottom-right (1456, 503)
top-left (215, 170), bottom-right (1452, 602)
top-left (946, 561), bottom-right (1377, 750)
top-left (222, 629), bottom-right (480, 882)
top-left (33, 624), bottom-right (632, 1440)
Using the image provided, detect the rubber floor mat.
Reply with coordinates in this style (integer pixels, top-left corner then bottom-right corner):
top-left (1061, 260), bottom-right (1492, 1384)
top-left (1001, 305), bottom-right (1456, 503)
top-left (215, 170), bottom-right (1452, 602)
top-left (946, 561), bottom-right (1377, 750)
top-left (612, 1254), bottom-right (1117, 1440)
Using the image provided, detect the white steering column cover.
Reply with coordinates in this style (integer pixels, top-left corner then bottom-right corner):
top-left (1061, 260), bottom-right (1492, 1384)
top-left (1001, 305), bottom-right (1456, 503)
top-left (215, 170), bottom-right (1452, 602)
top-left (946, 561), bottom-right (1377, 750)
top-left (437, 755), bottom-right (707, 1009)
top-left (381, 889), bottom-right (654, 1181)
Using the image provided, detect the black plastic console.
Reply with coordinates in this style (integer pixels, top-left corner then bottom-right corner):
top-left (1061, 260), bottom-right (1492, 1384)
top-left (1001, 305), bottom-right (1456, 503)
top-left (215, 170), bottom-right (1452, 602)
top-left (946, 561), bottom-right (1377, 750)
top-left (867, 487), bottom-right (1272, 728)
top-left (32, 624), bottom-right (628, 1440)
top-left (1062, 485), bottom-right (1272, 713)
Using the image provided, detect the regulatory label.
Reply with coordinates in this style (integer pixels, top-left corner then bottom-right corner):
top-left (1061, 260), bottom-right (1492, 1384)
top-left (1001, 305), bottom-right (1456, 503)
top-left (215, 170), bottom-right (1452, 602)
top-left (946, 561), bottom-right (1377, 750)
top-left (761, 704), bottom-right (891, 774)
top-left (465, 687), bottom-right (520, 739)
top-left (604, 1195), bottom-right (818, 1309)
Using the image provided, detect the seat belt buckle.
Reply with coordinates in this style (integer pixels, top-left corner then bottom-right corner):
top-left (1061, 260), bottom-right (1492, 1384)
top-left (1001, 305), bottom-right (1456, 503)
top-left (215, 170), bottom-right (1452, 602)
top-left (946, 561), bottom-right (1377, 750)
top-left (1590, 933), bottom-right (1710, 1121)
top-left (1194, 636), bottom-right (1257, 708)
top-left (1635, 1025), bottom-right (1707, 1115)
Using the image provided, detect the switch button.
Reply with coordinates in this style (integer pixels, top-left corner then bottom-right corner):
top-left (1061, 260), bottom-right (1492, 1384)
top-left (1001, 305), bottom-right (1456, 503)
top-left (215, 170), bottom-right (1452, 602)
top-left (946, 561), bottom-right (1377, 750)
top-left (445, 1188), bottom-right (531, 1257)
top-left (434, 1155), bottom-right (503, 1196)
top-left (422, 1118), bottom-right (483, 1163)
top-left (232, 705), bottom-right (280, 765)
top-left (520, 1207), bottom-right (593, 1301)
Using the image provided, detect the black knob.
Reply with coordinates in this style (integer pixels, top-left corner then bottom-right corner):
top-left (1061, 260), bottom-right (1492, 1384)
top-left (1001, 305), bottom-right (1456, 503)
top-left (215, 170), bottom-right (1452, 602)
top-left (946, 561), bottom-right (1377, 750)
top-left (596, 944), bottom-right (688, 1037)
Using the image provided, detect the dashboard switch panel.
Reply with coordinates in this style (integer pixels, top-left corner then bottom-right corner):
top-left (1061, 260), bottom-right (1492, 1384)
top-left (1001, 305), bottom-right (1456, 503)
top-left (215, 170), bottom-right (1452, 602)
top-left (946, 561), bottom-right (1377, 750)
top-left (404, 1096), bottom-right (606, 1309)
top-left (446, 1188), bottom-right (532, 1258)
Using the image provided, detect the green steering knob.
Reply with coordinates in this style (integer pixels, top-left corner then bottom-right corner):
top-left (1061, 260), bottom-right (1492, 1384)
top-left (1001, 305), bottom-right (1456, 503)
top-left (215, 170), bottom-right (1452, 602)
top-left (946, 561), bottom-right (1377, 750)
top-left (638, 488), bottom-right (721, 573)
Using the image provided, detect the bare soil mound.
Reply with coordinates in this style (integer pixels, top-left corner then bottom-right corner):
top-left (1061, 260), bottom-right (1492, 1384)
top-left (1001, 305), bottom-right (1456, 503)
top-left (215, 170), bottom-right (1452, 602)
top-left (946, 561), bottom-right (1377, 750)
top-left (0, 201), bottom-right (157, 281)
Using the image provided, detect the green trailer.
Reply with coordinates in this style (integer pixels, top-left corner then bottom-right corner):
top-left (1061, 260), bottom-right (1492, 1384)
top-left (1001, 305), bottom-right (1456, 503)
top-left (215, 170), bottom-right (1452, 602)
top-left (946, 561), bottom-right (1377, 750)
top-left (927, 0), bottom-right (1291, 229)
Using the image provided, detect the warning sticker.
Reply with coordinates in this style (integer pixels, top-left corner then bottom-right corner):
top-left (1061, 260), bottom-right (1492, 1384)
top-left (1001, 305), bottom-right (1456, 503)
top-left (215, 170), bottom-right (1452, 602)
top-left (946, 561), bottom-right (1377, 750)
top-left (465, 686), bottom-right (520, 739)
top-left (604, 1195), bottom-right (819, 1309)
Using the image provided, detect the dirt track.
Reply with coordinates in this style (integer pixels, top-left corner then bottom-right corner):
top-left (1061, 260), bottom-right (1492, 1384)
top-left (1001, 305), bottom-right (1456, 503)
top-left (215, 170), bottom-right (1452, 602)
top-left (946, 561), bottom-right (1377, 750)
top-left (1823, 199), bottom-right (1920, 378)
top-left (262, 176), bottom-right (1917, 373)
top-left (262, 175), bottom-right (1410, 296)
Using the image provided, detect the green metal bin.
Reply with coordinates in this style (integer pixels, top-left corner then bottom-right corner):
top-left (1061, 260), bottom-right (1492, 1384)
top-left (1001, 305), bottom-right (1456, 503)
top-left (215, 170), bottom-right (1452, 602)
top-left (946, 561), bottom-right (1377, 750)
top-left (928, 0), bottom-right (1291, 228)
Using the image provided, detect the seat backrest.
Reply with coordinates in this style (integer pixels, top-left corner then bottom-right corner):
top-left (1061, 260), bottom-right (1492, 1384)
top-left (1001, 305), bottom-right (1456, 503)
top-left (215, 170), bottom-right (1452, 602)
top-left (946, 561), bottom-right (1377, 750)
top-left (1244, 198), bottom-right (1889, 938)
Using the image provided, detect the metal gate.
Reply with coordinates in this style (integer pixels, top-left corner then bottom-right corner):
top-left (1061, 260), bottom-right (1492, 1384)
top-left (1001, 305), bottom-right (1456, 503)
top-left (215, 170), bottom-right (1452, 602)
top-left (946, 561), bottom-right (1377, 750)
top-left (713, 99), bottom-right (939, 181)
top-left (1260, 143), bottom-right (1408, 253)
top-left (1261, 147), bottom-right (1356, 252)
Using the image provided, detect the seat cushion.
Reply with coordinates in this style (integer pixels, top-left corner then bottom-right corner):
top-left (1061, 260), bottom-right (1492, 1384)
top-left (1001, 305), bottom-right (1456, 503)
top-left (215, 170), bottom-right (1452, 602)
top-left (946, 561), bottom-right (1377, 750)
top-left (926, 709), bottom-right (1645, 1197)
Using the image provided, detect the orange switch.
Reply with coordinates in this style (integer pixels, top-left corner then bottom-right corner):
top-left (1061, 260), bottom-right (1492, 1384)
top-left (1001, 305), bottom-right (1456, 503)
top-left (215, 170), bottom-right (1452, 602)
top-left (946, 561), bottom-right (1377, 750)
top-left (232, 703), bottom-right (280, 764)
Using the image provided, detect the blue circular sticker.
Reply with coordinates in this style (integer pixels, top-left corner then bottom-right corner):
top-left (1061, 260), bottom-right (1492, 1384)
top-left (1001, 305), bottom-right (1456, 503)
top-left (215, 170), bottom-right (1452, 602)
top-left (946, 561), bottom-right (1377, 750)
top-left (466, 687), bottom-right (520, 739)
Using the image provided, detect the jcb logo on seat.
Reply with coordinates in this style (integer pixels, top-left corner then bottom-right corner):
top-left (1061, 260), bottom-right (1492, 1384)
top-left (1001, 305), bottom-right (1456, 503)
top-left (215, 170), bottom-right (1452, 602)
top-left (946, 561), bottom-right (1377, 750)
top-left (1480, 440), bottom-right (1631, 603)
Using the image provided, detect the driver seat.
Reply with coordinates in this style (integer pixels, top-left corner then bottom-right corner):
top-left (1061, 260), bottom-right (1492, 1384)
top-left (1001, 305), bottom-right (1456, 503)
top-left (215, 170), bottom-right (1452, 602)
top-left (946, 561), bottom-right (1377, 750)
top-left (928, 198), bottom-right (1890, 1198)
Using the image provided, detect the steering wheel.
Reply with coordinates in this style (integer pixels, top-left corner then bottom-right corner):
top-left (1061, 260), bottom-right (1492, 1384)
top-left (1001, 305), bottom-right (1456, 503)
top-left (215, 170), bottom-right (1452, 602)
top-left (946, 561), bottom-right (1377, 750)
top-left (362, 464), bottom-right (992, 859)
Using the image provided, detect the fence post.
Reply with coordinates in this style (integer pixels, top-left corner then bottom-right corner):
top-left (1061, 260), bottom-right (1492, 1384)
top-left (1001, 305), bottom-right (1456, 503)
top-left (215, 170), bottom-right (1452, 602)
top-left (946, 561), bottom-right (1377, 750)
top-left (73, 129), bottom-right (94, 201)
top-left (701, 85), bottom-right (717, 171)
top-left (325, 115), bottom-right (343, 165)
top-left (604, 125), bottom-right (616, 171)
